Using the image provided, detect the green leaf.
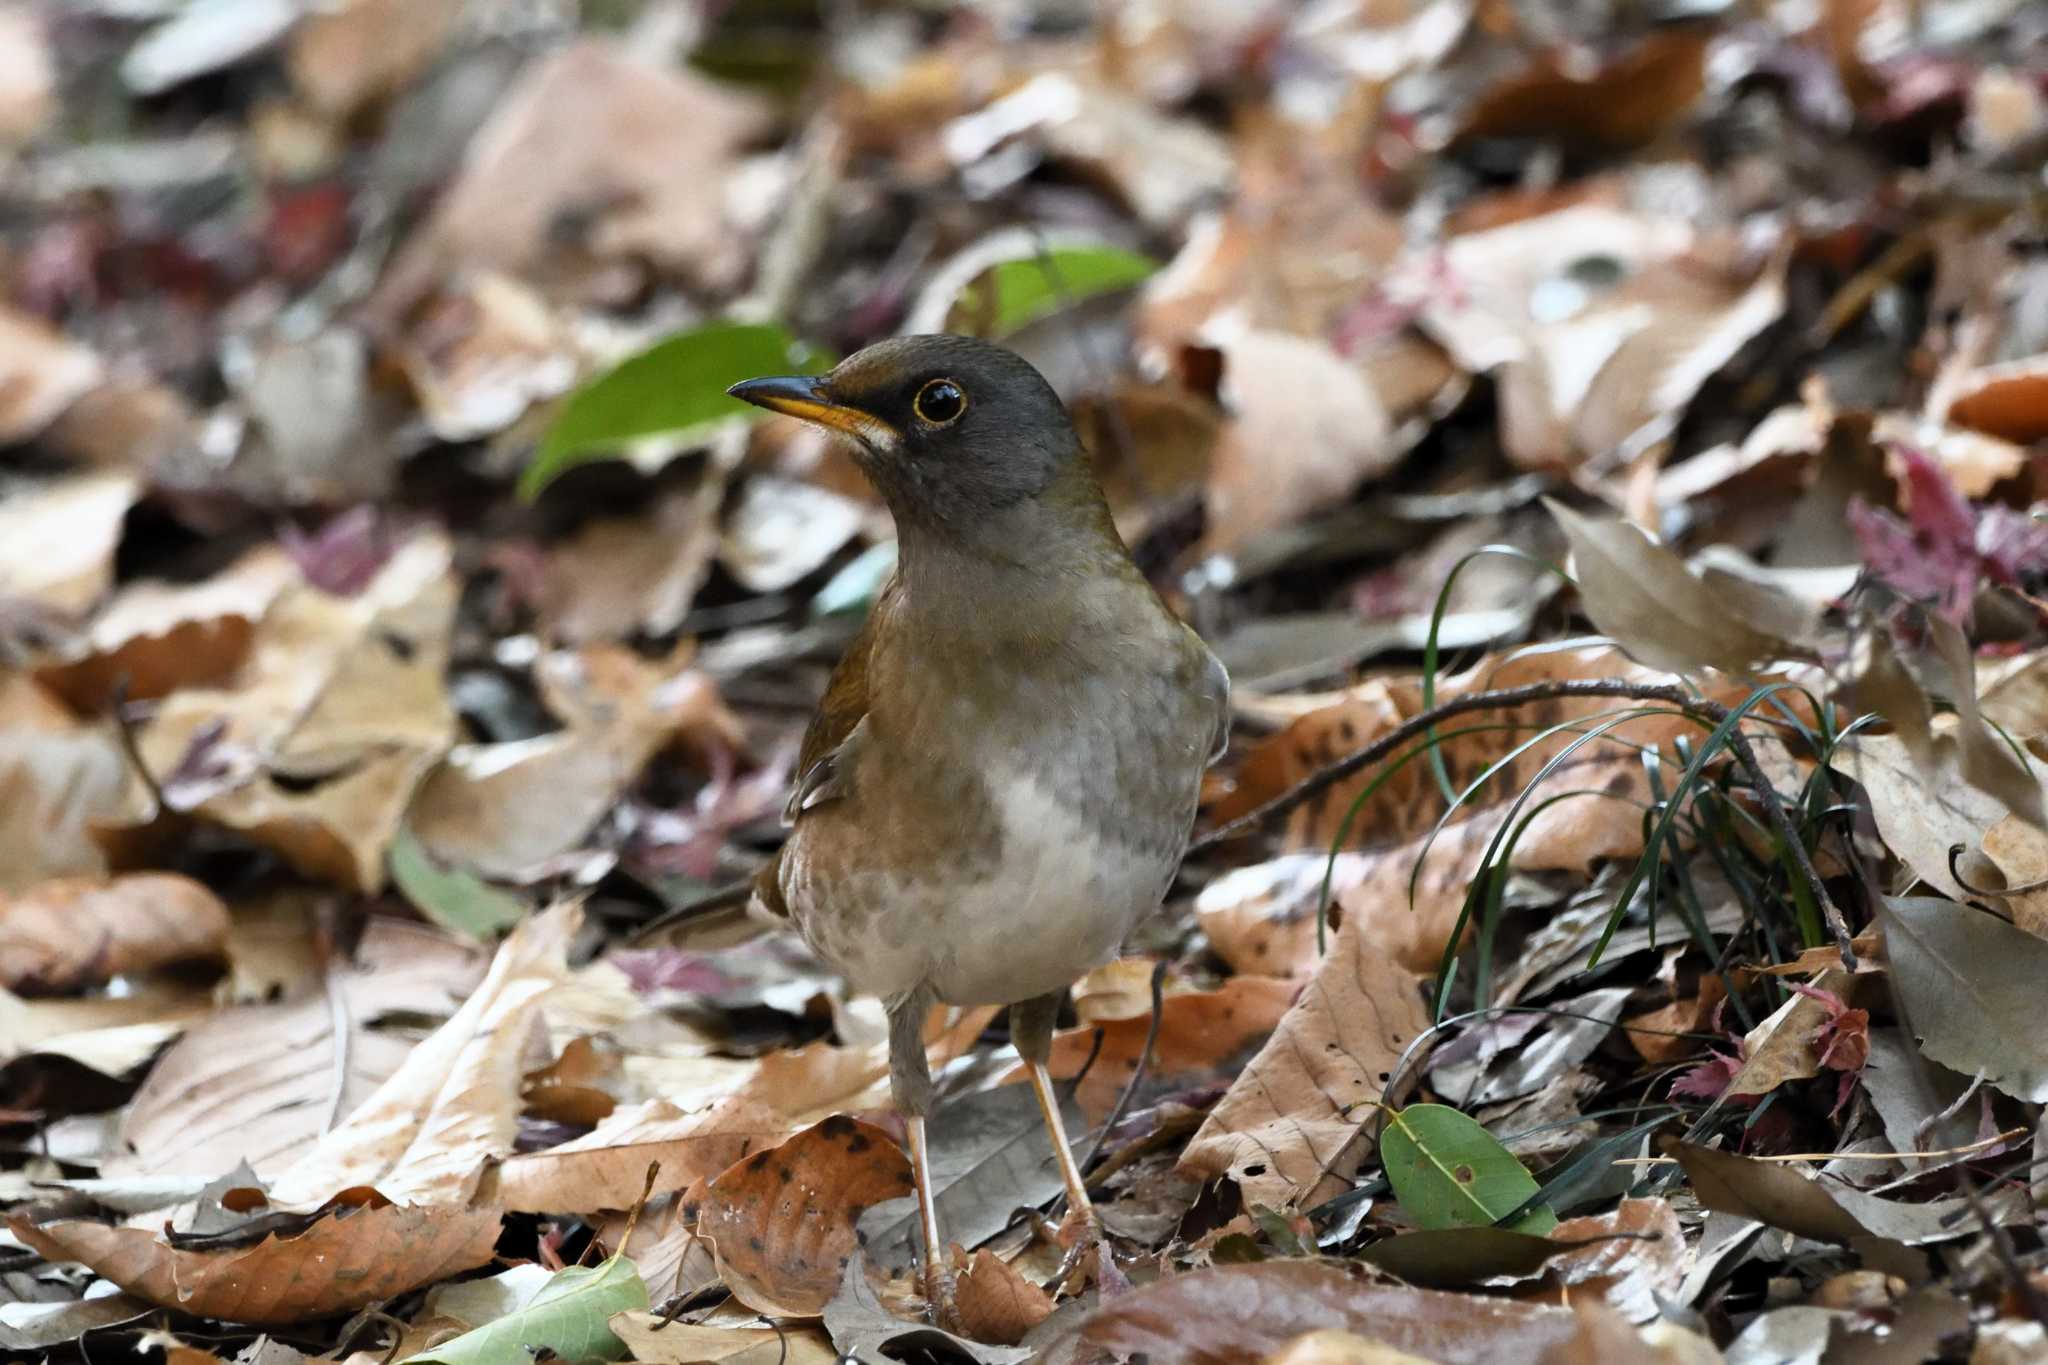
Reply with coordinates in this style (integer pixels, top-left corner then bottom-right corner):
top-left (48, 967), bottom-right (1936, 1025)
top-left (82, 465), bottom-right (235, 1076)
top-left (1382, 1103), bottom-right (1558, 1235)
top-left (982, 247), bottom-right (1157, 335)
top-left (521, 322), bottom-right (829, 498)
top-left (810, 539), bottom-right (897, 619)
top-left (389, 828), bottom-right (526, 941)
top-left (403, 1255), bottom-right (649, 1365)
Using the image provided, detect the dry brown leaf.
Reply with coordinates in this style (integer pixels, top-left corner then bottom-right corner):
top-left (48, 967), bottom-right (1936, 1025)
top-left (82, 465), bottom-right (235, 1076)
top-left (954, 1248), bottom-right (1055, 1346)
top-left (1833, 732), bottom-right (2048, 903)
top-left (1404, 206), bottom-right (1784, 469)
top-left (1535, 1303), bottom-right (1722, 1365)
top-left (1724, 971), bottom-right (1856, 1099)
top-left (1943, 354), bottom-right (2048, 445)
top-left (0, 473), bottom-right (139, 617)
top-left (1263, 1329), bottom-right (1439, 1364)
top-left (1006, 976), bottom-right (1295, 1124)
top-left (0, 720), bottom-right (144, 892)
top-left (496, 1095), bottom-right (790, 1214)
top-left (0, 306), bottom-right (102, 443)
top-left (130, 533), bottom-right (459, 892)
top-left (32, 546), bottom-right (298, 710)
top-left (287, 0), bottom-right (461, 118)
top-left (370, 40), bottom-right (773, 313)
top-left (7, 1202), bottom-right (500, 1326)
top-left (1624, 976), bottom-right (1726, 1066)
top-left (1, 982), bottom-right (215, 1075)
top-left (736, 1005), bottom-right (998, 1124)
top-left (540, 485), bottom-right (723, 643)
top-left (1982, 815), bottom-right (2048, 939)
top-left (1072, 957), bottom-right (1166, 1024)
top-left (0, 4), bottom-right (55, 148)
top-left (107, 919), bottom-right (486, 1181)
top-left (1076, 1260), bottom-right (1578, 1364)
top-left (263, 903), bottom-right (575, 1209)
top-left (608, 1317), bottom-right (840, 1364)
top-left (0, 874), bottom-right (228, 993)
top-left (944, 70), bottom-right (1231, 230)
top-left (408, 642), bottom-right (740, 880)
top-left (1457, 30), bottom-right (1709, 150)
top-left (1177, 900), bottom-right (1432, 1209)
top-left (698, 1116), bottom-right (913, 1318)
top-left (1202, 331), bottom-right (1398, 556)
top-left (1533, 1198), bottom-right (1688, 1322)
top-left (1548, 499), bottom-right (1791, 678)
top-left (1195, 853), bottom-right (1371, 980)
top-left (395, 272), bottom-right (578, 442)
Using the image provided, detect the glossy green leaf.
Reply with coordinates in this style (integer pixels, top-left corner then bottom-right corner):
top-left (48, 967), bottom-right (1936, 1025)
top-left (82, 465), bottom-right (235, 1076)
top-left (403, 1255), bottom-right (648, 1365)
top-left (1382, 1103), bottom-right (1558, 1236)
top-left (521, 322), bottom-right (828, 498)
top-left (389, 828), bottom-right (526, 941)
top-left (982, 246), bottom-right (1158, 335)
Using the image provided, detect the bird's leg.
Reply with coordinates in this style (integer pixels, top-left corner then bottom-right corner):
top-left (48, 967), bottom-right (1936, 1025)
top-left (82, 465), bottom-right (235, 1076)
top-left (1011, 992), bottom-right (1110, 1289)
top-left (888, 989), bottom-right (958, 1329)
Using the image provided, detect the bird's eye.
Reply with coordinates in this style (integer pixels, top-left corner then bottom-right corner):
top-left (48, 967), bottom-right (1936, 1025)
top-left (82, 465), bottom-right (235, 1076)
top-left (913, 378), bottom-right (966, 426)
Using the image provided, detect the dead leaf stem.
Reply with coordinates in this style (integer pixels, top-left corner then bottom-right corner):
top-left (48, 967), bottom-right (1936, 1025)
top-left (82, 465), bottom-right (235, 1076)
top-left (1189, 678), bottom-right (1858, 967)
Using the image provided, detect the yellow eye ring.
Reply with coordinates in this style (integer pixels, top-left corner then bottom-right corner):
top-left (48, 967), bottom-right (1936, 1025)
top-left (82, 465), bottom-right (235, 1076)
top-left (913, 378), bottom-right (967, 426)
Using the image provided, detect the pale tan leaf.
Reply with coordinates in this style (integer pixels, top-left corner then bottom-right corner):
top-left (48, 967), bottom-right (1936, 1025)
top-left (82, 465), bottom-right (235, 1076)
top-left (608, 1316), bottom-right (840, 1364)
top-left (0, 983), bottom-right (215, 1075)
top-left (264, 904), bottom-right (575, 1208)
top-left (107, 919), bottom-right (487, 1181)
top-left (0, 874), bottom-right (228, 992)
top-left (0, 724), bottom-right (143, 892)
top-left (0, 306), bottom-right (102, 444)
top-left (1982, 815), bottom-right (2048, 939)
top-left (953, 1248), bottom-right (1055, 1347)
top-left (495, 1095), bottom-right (791, 1214)
top-left (287, 0), bottom-right (461, 118)
top-left (0, 473), bottom-right (138, 617)
top-left (8, 1203), bottom-right (500, 1326)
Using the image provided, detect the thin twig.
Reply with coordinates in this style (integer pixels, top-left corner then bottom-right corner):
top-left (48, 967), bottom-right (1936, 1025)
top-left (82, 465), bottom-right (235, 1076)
top-left (1187, 678), bottom-right (1857, 967)
top-left (320, 963), bottom-right (351, 1136)
top-left (1081, 959), bottom-right (1169, 1176)
top-left (107, 677), bottom-right (166, 812)
top-left (1615, 1128), bottom-right (2025, 1166)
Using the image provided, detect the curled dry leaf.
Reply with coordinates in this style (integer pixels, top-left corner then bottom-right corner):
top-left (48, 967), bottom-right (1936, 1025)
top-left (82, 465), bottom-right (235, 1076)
top-left (1673, 1138), bottom-right (2024, 1248)
top-left (1072, 1260), bottom-right (1579, 1365)
top-left (608, 1317), bottom-right (841, 1365)
top-left (1943, 353), bottom-right (2048, 445)
top-left (0, 472), bottom-right (139, 618)
top-left (107, 918), bottom-right (487, 1182)
top-left (371, 40), bottom-right (774, 313)
top-left (7, 1202), bottom-right (501, 1326)
top-left (1833, 732), bottom-right (2048, 903)
top-left (394, 272), bottom-right (578, 442)
top-left (263, 903), bottom-right (576, 1209)
top-left (1981, 815), bottom-right (2048, 939)
top-left (954, 1248), bottom-right (1055, 1346)
top-left (1195, 852), bottom-right (1370, 979)
top-left (1531, 1198), bottom-right (1688, 1322)
top-left (541, 485), bottom-right (723, 644)
top-left (32, 546), bottom-right (299, 710)
top-left (496, 1095), bottom-right (790, 1215)
top-left (0, 714), bottom-right (145, 892)
top-left (1403, 205), bottom-right (1785, 469)
top-left (0, 873), bottom-right (229, 993)
top-left (1883, 896), bottom-right (2048, 1103)
top-left (130, 533), bottom-right (460, 892)
top-left (408, 643), bottom-right (742, 881)
top-left (1202, 331), bottom-right (1397, 556)
top-left (697, 1116), bottom-right (913, 1318)
top-left (0, 305), bottom-right (102, 443)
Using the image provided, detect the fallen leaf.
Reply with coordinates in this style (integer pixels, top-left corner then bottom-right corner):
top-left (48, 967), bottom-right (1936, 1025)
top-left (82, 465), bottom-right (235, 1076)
top-left (732, 1004), bottom-right (998, 1123)
top-left (0, 874), bottom-right (229, 993)
top-left (1072, 957), bottom-right (1166, 1023)
top-left (262, 903), bottom-right (575, 1208)
top-left (371, 40), bottom-right (774, 312)
top-left (0, 981), bottom-right (214, 1076)
top-left (1178, 908), bottom-right (1431, 1210)
top-left (1354, 1227), bottom-right (1565, 1288)
top-left (1674, 1139), bottom-right (2019, 1248)
top-left (719, 476), bottom-right (868, 596)
top-left (0, 472), bottom-right (139, 617)
top-left (1535, 1199), bottom-right (1687, 1322)
top-left (107, 919), bottom-right (487, 1181)
top-left (954, 1249), bottom-right (1055, 1346)
top-left (1073, 1260), bottom-right (1579, 1364)
top-left (408, 643), bottom-right (740, 881)
top-left (1944, 353), bottom-right (2048, 444)
top-left (1383, 1103), bottom-right (1556, 1234)
top-left (0, 305), bottom-right (102, 443)
top-left (287, 0), bottom-right (462, 118)
top-left (496, 1095), bottom-right (789, 1214)
top-left (823, 1254), bottom-right (1032, 1364)
top-left (403, 1254), bottom-right (647, 1365)
top-left (129, 533), bottom-right (460, 892)
top-left (396, 272), bottom-right (578, 442)
top-left (1548, 499), bottom-right (1793, 678)
top-left (608, 1317), bottom-right (840, 1364)
top-left (31, 546), bottom-right (298, 710)
top-left (0, 722), bottom-right (145, 891)
top-left (1195, 854), bottom-right (1366, 980)
top-left (8, 1201), bottom-right (501, 1326)
top-left (1010, 976), bottom-right (1295, 1124)
top-left (388, 828), bottom-right (527, 942)
top-left (698, 1116), bottom-right (913, 1317)
top-left (0, 4), bottom-right (54, 150)
top-left (1833, 733), bottom-right (2048, 902)
top-left (1883, 895), bottom-right (2048, 1103)
top-left (1981, 814), bottom-right (2048, 938)
top-left (1262, 1329), bottom-right (1438, 1364)
top-left (1201, 331), bottom-right (1397, 556)
top-left (1457, 30), bottom-right (1709, 150)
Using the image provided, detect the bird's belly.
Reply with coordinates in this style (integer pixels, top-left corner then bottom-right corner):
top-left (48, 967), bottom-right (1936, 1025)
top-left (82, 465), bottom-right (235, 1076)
top-left (783, 770), bottom-right (1177, 1007)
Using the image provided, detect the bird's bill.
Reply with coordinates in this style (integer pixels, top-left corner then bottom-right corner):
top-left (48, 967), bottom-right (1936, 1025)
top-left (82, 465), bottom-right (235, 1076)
top-left (727, 375), bottom-right (899, 447)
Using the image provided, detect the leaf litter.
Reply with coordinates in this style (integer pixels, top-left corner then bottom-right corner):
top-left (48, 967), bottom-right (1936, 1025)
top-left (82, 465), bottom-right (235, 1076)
top-left (4, 1), bottom-right (2048, 1362)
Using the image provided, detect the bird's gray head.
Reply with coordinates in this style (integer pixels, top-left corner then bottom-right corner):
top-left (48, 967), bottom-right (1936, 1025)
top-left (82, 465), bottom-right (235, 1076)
top-left (728, 335), bottom-right (1085, 529)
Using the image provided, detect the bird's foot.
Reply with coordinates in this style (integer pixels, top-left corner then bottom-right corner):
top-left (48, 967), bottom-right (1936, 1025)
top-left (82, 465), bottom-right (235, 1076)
top-left (1043, 1205), bottom-right (1127, 1299)
top-left (922, 1253), bottom-right (964, 1333)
